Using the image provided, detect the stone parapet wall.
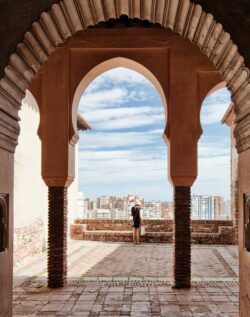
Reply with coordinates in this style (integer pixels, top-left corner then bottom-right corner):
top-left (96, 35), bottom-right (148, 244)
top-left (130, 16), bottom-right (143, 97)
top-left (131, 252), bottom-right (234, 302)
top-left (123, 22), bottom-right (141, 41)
top-left (71, 219), bottom-right (236, 245)
top-left (14, 218), bottom-right (46, 263)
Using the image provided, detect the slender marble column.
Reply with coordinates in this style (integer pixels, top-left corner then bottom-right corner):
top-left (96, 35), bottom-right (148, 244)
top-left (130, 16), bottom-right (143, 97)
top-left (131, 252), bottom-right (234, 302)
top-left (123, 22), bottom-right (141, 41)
top-left (173, 186), bottom-right (191, 288)
top-left (48, 187), bottom-right (68, 288)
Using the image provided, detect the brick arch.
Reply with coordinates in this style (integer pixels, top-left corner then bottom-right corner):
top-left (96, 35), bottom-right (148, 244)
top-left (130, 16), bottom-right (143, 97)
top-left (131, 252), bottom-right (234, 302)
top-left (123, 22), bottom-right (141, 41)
top-left (0, 0), bottom-right (249, 152)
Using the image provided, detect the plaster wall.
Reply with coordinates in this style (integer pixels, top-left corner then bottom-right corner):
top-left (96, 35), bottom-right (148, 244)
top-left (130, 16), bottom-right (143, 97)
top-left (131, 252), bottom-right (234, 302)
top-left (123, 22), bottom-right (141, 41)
top-left (68, 145), bottom-right (78, 228)
top-left (239, 148), bottom-right (250, 316)
top-left (14, 91), bottom-right (47, 261)
top-left (14, 90), bottom-right (78, 262)
top-left (0, 149), bottom-right (14, 317)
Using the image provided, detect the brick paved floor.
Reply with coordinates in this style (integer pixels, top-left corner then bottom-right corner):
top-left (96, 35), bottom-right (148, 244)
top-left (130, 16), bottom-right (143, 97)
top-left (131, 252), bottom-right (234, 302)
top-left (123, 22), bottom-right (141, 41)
top-left (13, 241), bottom-right (239, 316)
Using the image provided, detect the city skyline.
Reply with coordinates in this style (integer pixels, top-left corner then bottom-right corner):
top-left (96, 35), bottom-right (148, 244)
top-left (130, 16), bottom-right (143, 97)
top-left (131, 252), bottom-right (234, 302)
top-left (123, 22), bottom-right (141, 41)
top-left (78, 192), bottom-right (230, 221)
top-left (78, 67), bottom-right (231, 201)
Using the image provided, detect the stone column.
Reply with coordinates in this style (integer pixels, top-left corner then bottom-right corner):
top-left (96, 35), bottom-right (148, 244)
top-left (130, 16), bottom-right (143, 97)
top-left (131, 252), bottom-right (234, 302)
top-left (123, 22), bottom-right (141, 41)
top-left (32, 49), bottom-right (75, 289)
top-left (173, 186), bottom-right (191, 288)
top-left (48, 187), bottom-right (68, 288)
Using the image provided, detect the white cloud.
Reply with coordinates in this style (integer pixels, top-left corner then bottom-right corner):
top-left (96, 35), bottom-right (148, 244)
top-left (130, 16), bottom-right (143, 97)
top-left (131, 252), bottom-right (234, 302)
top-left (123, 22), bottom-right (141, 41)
top-left (79, 88), bottom-right (128, 110)
top-left (78, 146), bottom-right (166, 162)
top-left (78, 156), bottom-right (167, 184)
top-left (201, 103), bottom-right (230, 125)
top-left (79, 130), bottom-right (164, 149)
top-left (201, 87), bottom-right (231, 125)
top-left (78, 140), bottom-right (230, 200)
top-left (85, 67), bottom-right (152, 94)
top-left (198, 155), bottom-right (230, 180)
top-left (78, 149), bottom-right (230, 199)
top-left (77, 70), bottom-right (231, 201)
top-left (198, 136), bottom-right (230, 157)
top-left (203, 87), bottom-right (231, 106)
top-left (194, 155), bottom-right (230, 198)
top-left (82, 106), bottom-right (163, 122)
top-left (79, 67), bottom-right (158, 113)
top-left (92, 113), bottom-right (165, 130)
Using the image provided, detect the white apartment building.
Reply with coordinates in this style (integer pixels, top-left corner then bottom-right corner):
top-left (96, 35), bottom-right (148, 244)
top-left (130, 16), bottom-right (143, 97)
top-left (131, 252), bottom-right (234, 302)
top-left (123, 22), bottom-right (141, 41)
top-left (77, 192), bottom-right (84, 218)
top-left (191, 195), bottom-right (225, 220)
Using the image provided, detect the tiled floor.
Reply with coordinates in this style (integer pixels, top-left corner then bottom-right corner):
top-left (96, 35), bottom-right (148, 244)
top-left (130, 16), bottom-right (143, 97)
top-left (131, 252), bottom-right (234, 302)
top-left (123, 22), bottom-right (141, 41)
top-left (13, 241), bottom-right (239, 316)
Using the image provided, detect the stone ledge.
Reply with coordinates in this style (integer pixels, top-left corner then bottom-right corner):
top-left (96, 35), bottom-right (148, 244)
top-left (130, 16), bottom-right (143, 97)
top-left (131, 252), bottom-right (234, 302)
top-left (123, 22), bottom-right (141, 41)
top-left (70, 219), bottom-right (236, 245)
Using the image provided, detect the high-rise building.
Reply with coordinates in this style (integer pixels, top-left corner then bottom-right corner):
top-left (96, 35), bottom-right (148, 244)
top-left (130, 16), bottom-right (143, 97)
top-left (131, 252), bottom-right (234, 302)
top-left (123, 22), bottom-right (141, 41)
top-left (191, 195), bottom-right (225, 220)
top-left (96, 209), bottom-right (110, 219)
top-left (143, 201), bottom-right (162, 219)
top-left (161, 203), bottom-right (174, 219)
top-left (214, 196), bottom-right (225, 219)
top-left (77, 192), bottom-right (84, 218)
top-left (97, 196), bottom-right (110, 209)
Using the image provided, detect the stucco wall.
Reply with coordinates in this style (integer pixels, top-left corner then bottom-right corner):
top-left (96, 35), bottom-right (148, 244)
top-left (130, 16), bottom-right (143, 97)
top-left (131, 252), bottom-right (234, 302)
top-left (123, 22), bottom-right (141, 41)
top-left (68, 144), bottom-right (78, 227)
top-left (14, 90), bottom-right (78, 262)
top-left (14, 91), bottom-right (47, 262)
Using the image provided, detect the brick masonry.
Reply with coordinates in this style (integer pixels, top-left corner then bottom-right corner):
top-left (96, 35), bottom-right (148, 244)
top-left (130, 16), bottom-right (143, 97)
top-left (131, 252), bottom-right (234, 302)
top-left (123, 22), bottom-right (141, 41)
top-left (13, 241), bottom-right (239, 316)
top-left (174, 186), bottom-right (191, 288)
top-left (71, 219), bottom-right (236, 245)
top-left (14, 218), bottom-right (45, 263)
top-left (48, 186), bottom-right (68, 288)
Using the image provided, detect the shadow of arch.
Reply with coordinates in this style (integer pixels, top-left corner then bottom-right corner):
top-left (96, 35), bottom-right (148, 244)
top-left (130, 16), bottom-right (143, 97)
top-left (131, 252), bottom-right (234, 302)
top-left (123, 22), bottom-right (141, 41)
top-left (71, 57), bottom-right (168, 143)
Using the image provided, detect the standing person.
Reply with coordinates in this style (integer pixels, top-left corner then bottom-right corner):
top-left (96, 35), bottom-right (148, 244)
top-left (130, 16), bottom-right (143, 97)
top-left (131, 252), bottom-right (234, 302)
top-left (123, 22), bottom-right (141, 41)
top-left (131, 203), bottom-right (143, 244)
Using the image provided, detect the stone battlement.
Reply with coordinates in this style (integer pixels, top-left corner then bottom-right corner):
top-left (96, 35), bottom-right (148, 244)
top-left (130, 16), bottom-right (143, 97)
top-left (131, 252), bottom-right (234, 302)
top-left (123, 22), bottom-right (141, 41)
top-left (70, 219), bottom-right (236, 245)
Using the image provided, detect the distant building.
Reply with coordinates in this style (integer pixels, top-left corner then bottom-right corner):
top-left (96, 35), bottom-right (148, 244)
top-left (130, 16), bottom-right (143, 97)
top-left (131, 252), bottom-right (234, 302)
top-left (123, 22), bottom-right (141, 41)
top-left (96, 209), bottom-right (110, 219)
top-left (224, 200), bottom-right (231, 219)
top-left (161, 203), bottom-right (174, 219)
top-left (97, 196), bottom-right (110, 209)
top-left (77, 192), bottom-right (84, 218)
top-left (214, 196), bottom-right (225, 219)
top-left (191, 195), bottom-right (225, 220)
top-left (142, 201), bottom-right (162, 219)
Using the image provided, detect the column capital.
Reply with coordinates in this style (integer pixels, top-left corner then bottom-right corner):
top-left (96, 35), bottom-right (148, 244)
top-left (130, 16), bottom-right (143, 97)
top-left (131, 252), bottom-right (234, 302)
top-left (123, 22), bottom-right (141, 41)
top-left (43, 176), bottom-right (74, 188)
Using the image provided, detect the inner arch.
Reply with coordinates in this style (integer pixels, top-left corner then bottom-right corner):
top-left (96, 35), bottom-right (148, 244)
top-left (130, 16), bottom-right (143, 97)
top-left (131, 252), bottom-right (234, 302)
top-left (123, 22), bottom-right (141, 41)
top-left (72, 57), bottom-right (168, 142)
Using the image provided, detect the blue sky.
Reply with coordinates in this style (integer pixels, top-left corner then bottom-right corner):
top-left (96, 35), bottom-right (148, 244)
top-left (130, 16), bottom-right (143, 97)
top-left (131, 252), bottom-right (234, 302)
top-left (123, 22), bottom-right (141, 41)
top-left (78, 67), bottom-right (231, 202)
